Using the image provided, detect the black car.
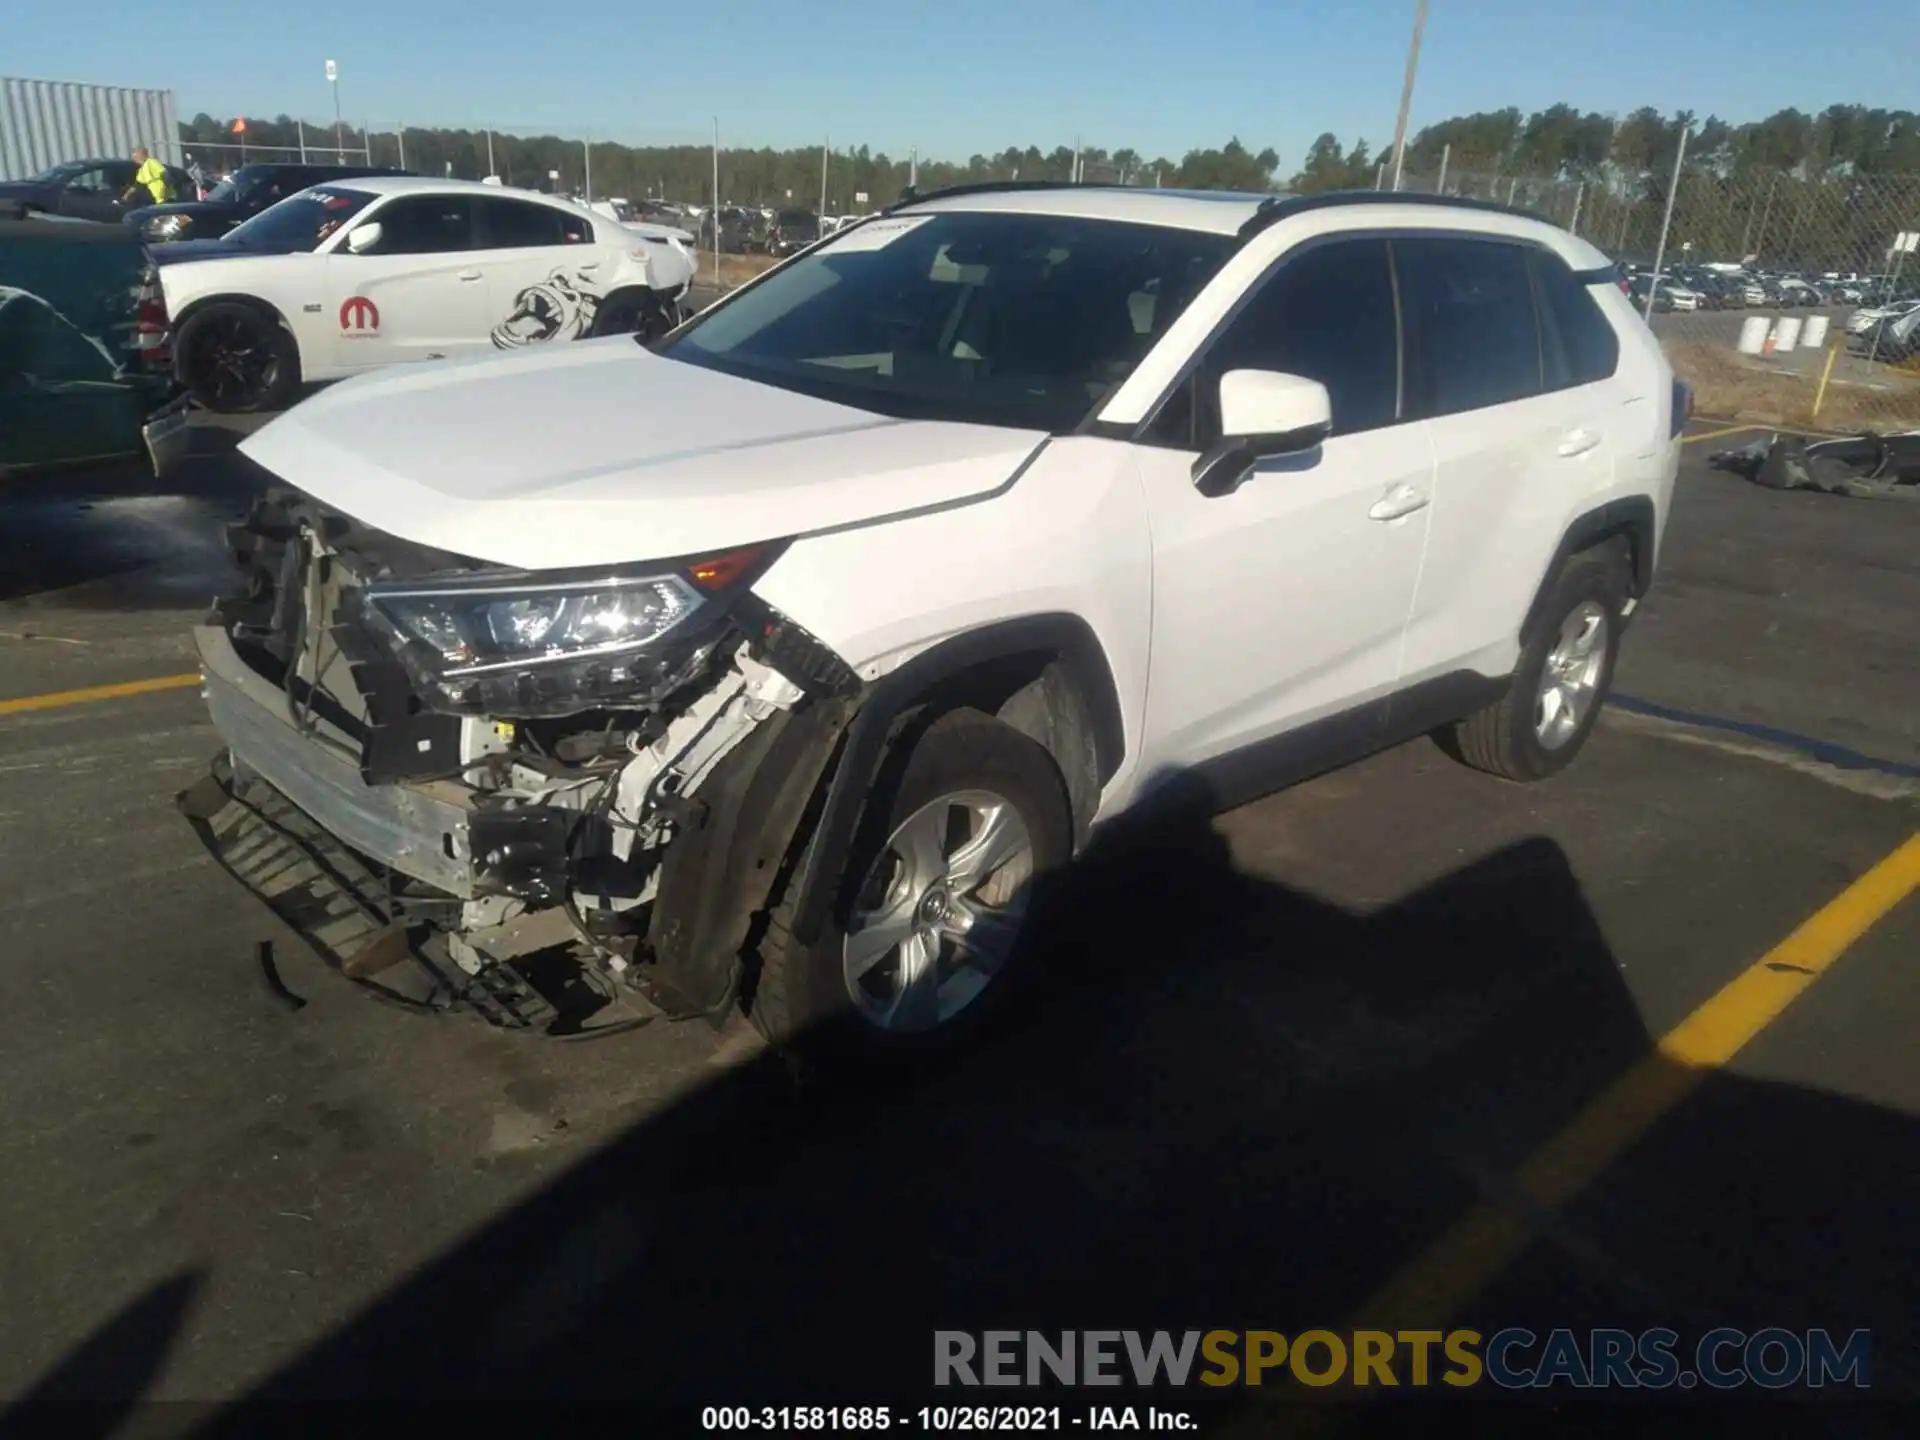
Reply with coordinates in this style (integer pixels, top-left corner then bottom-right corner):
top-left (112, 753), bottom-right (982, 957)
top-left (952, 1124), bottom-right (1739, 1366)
top-left (0, 158), bottom-right (196, 225)
top-left (1, 218), bottom-right (182, 478)
top-left (126, 162), bottom-right (408, 244)
top-left (767, 206), bottom-right (821, 257)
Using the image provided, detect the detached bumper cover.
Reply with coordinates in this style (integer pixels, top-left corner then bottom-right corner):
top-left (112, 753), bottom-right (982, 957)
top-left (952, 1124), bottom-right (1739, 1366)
top-left (194, 623), bottom-right (478, 896)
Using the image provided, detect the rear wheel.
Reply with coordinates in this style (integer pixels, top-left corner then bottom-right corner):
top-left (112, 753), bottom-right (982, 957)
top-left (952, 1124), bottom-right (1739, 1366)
top-left (1442, 545), bottom-right (1630, 782)
top-left (751, 708), bottom-right (1072, 1063)
top-left (175, 302), bottom-right (298, 413)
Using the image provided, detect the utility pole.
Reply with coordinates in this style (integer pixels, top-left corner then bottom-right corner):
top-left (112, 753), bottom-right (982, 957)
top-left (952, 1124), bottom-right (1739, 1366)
top-left (1643, 124), bottom-right (1688, 321)
top-left (820, 136), bottom-right (830, 217)
top-left (1568, 181), bottom-right (1584, 236)
top-left (583, 136), bottom-right (592, 202)
top-left (910, 145), bottom-right (917, 189)
top-left (297, 119), bottom-right (307, 163)
top-left (486, 127), bottom-right (495, 180)
top-left (397, 124), bottom-right (406, 171)
top-left (326, 59), bottom-right (343, 161)
top-left (712, 117), bottom-right (721, 287)
top-left (1072, 135), bottom-right (1081, 183)
top-left (1387, 0), bottom-right (1428, 192)
top-left (1436, 141), bottom-right (1449, 194)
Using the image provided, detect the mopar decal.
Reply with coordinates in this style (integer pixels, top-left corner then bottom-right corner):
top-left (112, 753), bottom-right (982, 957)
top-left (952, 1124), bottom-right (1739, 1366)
top-left (491, 271), bottom-right (600, 348)
top-left (340, 295), bottom-right (380, 335)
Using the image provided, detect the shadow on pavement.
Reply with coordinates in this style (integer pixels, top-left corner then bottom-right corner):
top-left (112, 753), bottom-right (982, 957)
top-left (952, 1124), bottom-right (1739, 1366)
top-left (1, 774), bottom-right (1910, 1435)
top-left (0, 429), bottom-right (263, 608)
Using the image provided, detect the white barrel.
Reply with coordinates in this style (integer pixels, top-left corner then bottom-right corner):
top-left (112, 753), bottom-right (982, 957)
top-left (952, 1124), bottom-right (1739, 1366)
top-left (1773, 317), bottom-right (1803, 353)
top-left (1801, 315), bottom-right (1830, 349)
top-left (1738, 316), bottom-right (1771, 354)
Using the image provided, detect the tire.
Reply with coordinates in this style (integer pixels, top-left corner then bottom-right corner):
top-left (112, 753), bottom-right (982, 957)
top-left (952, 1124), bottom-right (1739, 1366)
top-left (589, 289), bottom-right (673, 340)
top-left (750, 707), bottom-right (1073, 1063)
top-left (1441, 545), bottom-right (1631, 783)
top-left (175, 302), bottom-right (299, 413)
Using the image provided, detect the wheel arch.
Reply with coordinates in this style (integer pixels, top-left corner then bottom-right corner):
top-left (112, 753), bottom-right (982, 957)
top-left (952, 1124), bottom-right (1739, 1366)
top-left (1520, 495), bottom-right (1655, 645)
top-left (783, 614), bottom-right (1126, 952)
top-left (170, 292), bottom-right (306, 380)
top-left (640, 613), bottom-right (1127, 1022)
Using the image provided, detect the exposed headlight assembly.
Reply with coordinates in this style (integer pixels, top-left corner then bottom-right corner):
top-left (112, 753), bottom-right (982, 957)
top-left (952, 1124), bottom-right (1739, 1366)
top-left (354, 545), bottom-right (774, 717)
top-left (145, 214), bottom-right (190, 240)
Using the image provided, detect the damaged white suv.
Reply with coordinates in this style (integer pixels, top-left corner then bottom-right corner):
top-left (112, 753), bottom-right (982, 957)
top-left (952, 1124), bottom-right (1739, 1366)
top-left (180, 183), bottom-right (1683, 1055)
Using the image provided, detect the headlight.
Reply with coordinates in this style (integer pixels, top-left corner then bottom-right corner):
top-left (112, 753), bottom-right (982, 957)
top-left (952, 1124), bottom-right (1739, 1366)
top-left (145, 214), bottom-right (190, 240)
top-left (352, 547), bottom-right (775, 717)
top-left (371, 575), bottom-right (701, 676)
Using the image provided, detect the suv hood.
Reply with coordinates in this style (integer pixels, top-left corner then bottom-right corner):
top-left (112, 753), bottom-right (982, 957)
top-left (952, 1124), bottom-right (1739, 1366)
top-left (239, 340), bottom-right (1047, 571)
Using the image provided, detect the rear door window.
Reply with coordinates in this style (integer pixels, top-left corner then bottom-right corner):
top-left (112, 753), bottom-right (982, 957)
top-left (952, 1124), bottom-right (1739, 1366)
top-left (477, 197), bottom-right (570, 249)
top-left (1396, 237), bottom-right (1543, 417)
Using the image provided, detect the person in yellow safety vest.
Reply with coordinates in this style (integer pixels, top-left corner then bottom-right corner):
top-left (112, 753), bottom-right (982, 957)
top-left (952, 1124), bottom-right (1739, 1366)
top-left (125, 147), bottom-right (174, 205)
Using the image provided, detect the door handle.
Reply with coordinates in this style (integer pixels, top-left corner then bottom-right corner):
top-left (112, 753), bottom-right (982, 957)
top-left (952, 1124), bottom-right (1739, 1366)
top-left (1557, 427), bottom-right (1601, 457)
top-left (1368, 484), bottom-right (1430, 522)
top-left (457, 269), bottom-right (483, 282)
top-left (576, 261), bottom-right (600, 271)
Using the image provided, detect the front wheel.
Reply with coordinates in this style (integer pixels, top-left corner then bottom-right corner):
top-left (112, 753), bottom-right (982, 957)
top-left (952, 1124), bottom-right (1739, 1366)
top-left (175, 302), bottom-right (299, 413)
top-left (1441, 546), bottom-right (1630, 782)
top-left (750, 708), bottom-right (1073, 1063)
top-left (589, 290), bottom-right (675, 341)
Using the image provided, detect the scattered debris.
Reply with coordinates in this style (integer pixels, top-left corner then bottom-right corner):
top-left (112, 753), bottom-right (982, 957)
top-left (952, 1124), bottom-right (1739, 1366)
top-left (256, 940), bottom-right (307, 1011)
top-left (1709, 429), bottom-right (1920, 501)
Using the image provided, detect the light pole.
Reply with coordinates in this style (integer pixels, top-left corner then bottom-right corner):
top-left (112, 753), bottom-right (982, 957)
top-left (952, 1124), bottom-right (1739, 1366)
top-left (1387, 0), bottom-right (1428, 192)
top-left (325, 59), bottom-right (343, 161)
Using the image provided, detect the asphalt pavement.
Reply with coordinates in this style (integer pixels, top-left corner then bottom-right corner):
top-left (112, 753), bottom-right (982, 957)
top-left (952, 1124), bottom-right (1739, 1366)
top-left (0, 422), bottom-right (1915, 1433)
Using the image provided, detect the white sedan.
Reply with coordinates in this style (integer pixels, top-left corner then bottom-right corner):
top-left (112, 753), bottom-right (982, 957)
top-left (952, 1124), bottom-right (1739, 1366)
top-left (152, 177), bottom-right (698, 412)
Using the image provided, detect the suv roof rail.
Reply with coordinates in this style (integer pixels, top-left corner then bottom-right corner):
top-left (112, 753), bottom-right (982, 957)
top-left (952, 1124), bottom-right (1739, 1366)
top-left (887, 179), bottom-right (1101, 213)
top-left (1236, 188), bottom-right (1549, 239)
top-left (880, 180), bottom-right (1552, 239)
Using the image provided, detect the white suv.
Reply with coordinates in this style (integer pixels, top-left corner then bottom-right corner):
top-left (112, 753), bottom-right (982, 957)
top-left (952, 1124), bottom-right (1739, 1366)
top-left (181, 183), bottom-right (1683, 1058)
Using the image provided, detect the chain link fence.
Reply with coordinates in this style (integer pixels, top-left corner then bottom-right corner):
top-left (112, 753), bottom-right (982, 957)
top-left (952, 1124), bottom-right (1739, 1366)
top-left (1398, 164), bottom-right (1920, 432)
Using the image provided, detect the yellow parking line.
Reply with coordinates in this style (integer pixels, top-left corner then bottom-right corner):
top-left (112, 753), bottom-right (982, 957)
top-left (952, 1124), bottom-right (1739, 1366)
top-left (1354, 831), bottom-right (1920, 1330)
top-left (1682, 423), bottom-right (1761, 445)
top-left (0, 672), bottom-right (200, 716)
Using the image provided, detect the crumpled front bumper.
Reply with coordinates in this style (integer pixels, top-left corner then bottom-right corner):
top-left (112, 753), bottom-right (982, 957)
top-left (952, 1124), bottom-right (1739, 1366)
top-left (192, 622), bottom-right (479, 896)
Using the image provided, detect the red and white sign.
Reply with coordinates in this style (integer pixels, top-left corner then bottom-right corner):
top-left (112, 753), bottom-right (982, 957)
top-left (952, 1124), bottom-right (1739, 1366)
top-left (339, 295), bottom-right (380, 335)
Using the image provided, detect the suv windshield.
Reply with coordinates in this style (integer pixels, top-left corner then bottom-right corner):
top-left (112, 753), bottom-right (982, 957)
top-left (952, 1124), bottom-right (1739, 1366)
top-left (661, 210), bottom-right (1234, 431)
top-left (226, 186), bottom-right (375, 253)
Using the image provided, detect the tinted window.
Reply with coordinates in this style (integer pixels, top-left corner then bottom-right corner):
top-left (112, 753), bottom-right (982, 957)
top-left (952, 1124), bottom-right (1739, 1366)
top-left (1397, 237), bottom-right (1542, 417)
top-left (664, 211), bottom-right (1233, 433)
top-left (365, 195), bottom-right (474, 254)
top-left (228, 186), bottom-right (377, 253)
top-left (479, 197), bottom-right (570, 249)
top-left (1199, 238), bottom-right (1400, 440)
top-left (1531, 252), bottom-right (1621, 389)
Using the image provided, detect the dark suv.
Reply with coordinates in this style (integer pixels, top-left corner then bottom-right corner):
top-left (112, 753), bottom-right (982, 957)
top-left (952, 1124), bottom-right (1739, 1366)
top-left (767, 206), bottom-right (821, 257)
top-left (126, 162), bottom-right (409, 244)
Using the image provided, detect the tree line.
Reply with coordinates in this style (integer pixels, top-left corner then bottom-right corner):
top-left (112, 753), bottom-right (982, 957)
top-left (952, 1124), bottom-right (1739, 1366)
top-left (177, 104), bottom-right (1920, 211)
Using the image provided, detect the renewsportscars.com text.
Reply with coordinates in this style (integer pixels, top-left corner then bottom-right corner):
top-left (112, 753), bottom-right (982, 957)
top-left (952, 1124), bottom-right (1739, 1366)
top-left (934, 1328), bottom-right (1871, 1390)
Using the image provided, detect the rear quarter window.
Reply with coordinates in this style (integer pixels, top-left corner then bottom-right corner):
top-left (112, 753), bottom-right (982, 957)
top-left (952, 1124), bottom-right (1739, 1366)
top-left (1532, 252), bottom-right (1622, 389)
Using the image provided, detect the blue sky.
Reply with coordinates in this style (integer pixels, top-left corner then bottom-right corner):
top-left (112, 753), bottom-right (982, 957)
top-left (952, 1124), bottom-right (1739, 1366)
top-left (10, 0), bottom-right (1918, 167)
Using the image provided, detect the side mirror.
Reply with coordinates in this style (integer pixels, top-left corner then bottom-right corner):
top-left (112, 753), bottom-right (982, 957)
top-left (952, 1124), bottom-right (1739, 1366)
top-left (346, 222), bottom-right (384, 254)
top-left (1192, 370), bottom-right (1334, 497)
